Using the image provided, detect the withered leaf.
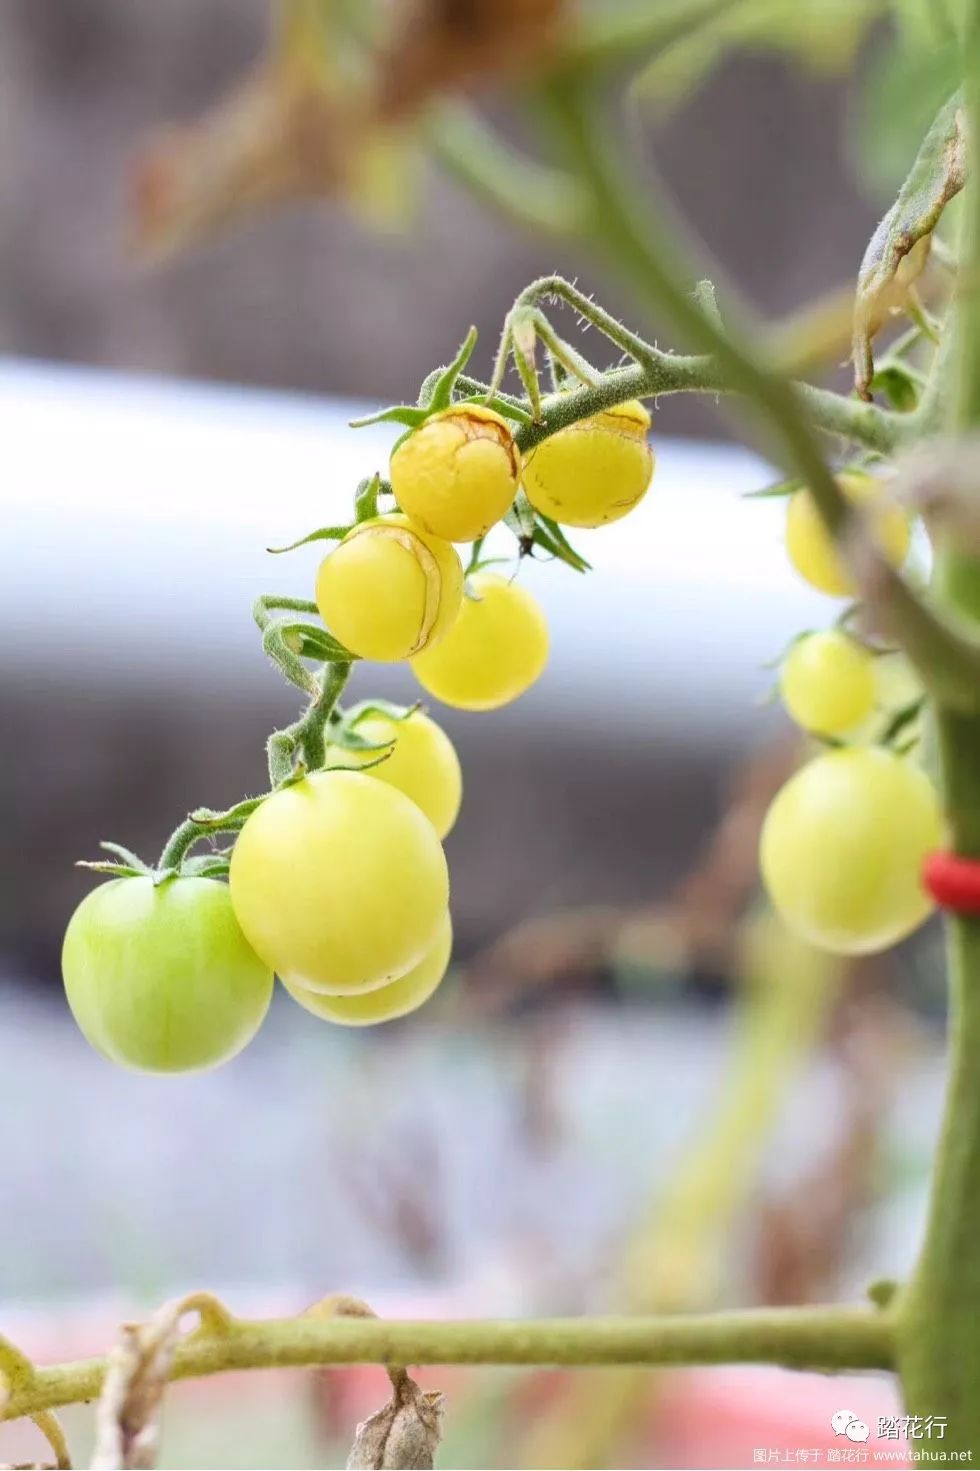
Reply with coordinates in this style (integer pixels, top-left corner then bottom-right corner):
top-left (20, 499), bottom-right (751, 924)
top-left (346, 1375), bottom-right (444, 1470)
top-left (853, 94), bottom-right (966, 399)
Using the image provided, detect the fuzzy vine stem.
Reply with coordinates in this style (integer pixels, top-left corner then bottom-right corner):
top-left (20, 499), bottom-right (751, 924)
top-left (0, 1306), bottom-right (893, 1423)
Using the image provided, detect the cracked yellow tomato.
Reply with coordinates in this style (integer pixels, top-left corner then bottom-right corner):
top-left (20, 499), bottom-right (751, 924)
top-left (411, 571), bottom-right (548, 711)
top-left (760, 747), bottom-right (942, 955)
top-left (522, 400), bottom-right (654, 528)
top-left (779, 630), bottom-right (875, 736)
top-left (315, 513), bottom-right (463, 662)
top-left (282, 913), bottom-right (452, 1026)
top-left (62, 877), bottom-right (273, 1073)
top-left (389, 404), bottom-right (521, 543)
top-left (785, 471), bottom-right (910, 597)
top-left (326, 709), bottom-right (462, 839)
top-left (229, 770), bottom-right (449, 994)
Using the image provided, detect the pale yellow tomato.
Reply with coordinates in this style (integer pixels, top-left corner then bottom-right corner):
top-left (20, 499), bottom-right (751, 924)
top-left (326, 709), bottom-right (462, 839)
top-left (411, 571), bottom-right (548, 712)
top-left (282, 914), bottom-right (452, 1026)
top-left (779, 631), bottom-right (875, 736)
top-left (785, 472), bottom-right (910, 596)
top-left (229, 771), bottom-right (449, 993)
top-left (389, 404), bottom-right (520, 543)
top-left (315, 514), bottom-right (462, 662)
top-left (522, 400), bottom-right (654, 528)
top-left (760, 747), bottom-right (942, 955)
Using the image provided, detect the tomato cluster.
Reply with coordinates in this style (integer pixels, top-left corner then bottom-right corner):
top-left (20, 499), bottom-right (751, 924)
top-left (62, 388), bottom-right (657, 1072)
top-left (761, 474), bottom-right (942, 956)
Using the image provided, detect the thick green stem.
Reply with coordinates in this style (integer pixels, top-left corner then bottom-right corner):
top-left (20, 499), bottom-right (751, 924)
top-left (896, 18), bottom-right (980, 1443)
top-left (1, 1307), bottom-right (893, 1422)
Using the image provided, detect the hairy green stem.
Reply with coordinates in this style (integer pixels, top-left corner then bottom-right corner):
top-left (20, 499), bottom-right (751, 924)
top-left (894, 16), bottom-right (980, 1451)
top-left (1, 1308), bottom-right (893, 1422)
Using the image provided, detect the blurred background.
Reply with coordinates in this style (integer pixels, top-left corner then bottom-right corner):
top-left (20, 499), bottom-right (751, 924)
top-left (0, 2), bottom-right (951, 1467)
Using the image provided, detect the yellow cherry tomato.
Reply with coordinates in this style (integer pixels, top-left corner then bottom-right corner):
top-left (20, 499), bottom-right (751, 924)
top-left (326, 709), bottom-right (462, 839)
top-left (779, 630), bottom-right (875, 736)
top-left (785, 471), bottom-right (910, 597)
top-left (282, 914), bottom-right (452, 1026)
top-left (760, 747), bottom-right (942, 955)
top-left (389, 404), bottom-right (520, 543)
top-left (315, 513), bottom-right (463, 662)
top-left (411, 571), bottom-right (548, 712)
top-left (229, 770), bottom-right (449, 994)
top-left (522, 400), bottom-right (654, 528)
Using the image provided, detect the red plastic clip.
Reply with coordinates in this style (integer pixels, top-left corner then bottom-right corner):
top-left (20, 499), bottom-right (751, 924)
top-left (923, 852), bottom-right (980, 915)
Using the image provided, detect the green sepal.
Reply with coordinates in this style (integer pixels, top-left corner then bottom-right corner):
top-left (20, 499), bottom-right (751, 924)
top-left (344, 698), bottom-right (418, 725)
top-left (458, 393), bottom-right (534, 426)
top-left (743, 476), bottom-right (803, 500)
top-left (868, 361), bottom-right (921, 413)
top-left (879, 697), bottom-right (926, 748)
top-left (354, 474), bottom-right (381, 523)
top-left (98, 841), bottom-right (151, 873)
top-left (179, 854), bottom-right (233, 879)
top-left (267, 524), bottom-right (352, 555)
top-left (349, 405), bottom-right (429, 430)
top-left (425, 326), bottom-right (479, 412)
top-left (532, 514), bottom-right (592, 572)
top-left (76, 861), bottom-right (146, 879)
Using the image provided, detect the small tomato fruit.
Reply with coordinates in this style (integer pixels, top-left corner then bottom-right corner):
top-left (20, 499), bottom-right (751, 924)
top-left (760, 746), bottom-right (942, 955)
top-left (522, 400), bottom-right (654, 528)
top-left (389, 404), bottom-right (520, 543)
top-left (61, 877), bottom-right (273, 1073)
top-left (282, 913), bottom-right (452, 1026)
top-left (229, 770), bottom-right (449, 994)
top-left (327, 709), bottom-right (462, 839)
top-left (411, 571), bottom-right (548, 711)
top-left (779, 630), bottom-right (875, 736)
top-left (785, 471), bottom-right (910, 597)
top-left (315, 513), bottom-right (463, 662)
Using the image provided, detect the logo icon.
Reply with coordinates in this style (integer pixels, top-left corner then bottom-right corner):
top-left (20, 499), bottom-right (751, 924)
top-left (831, 1410), bottom-right (869, 1442)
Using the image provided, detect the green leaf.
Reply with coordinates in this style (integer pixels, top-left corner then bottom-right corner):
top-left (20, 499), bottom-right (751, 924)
top-left (267, 523), bottom-right (353, 554)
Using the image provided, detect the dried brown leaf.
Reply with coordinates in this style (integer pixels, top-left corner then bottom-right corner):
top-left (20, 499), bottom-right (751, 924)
top-left (374, 0), bottom-right (566, 120)
top-left (346, 1375), bottom-right (444, 1470)
top-left (90, 1303), bottom-right (184, 1470)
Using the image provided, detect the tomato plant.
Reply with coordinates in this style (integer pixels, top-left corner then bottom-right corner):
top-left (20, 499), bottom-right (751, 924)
top-left (19, 2), bottom-right (980, 1464)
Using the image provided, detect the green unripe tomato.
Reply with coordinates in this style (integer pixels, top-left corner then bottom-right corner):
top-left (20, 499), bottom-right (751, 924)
top-left (282, 913), bottom-right (452, 1026)
top-left (315, 513), bottom-right (463, 662)
top-left (389, 404), bottom-right (521, 543)
top-left (61, 877), bottom-right (273, 1073)
top-left (411, 571), bottom-right (549, 712)
top-left (229, 770), bottom-right (449, 994)
top-left (522, 400), bottom-right (654, 528)
top-left (327, 709), bottom-right (462, 839)
top-left (760, 747), bottom-right (942, 955)
top-left (785, 471), bottom-right (910, 597)
top-left (779, 630), bottom-right (875, 736)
